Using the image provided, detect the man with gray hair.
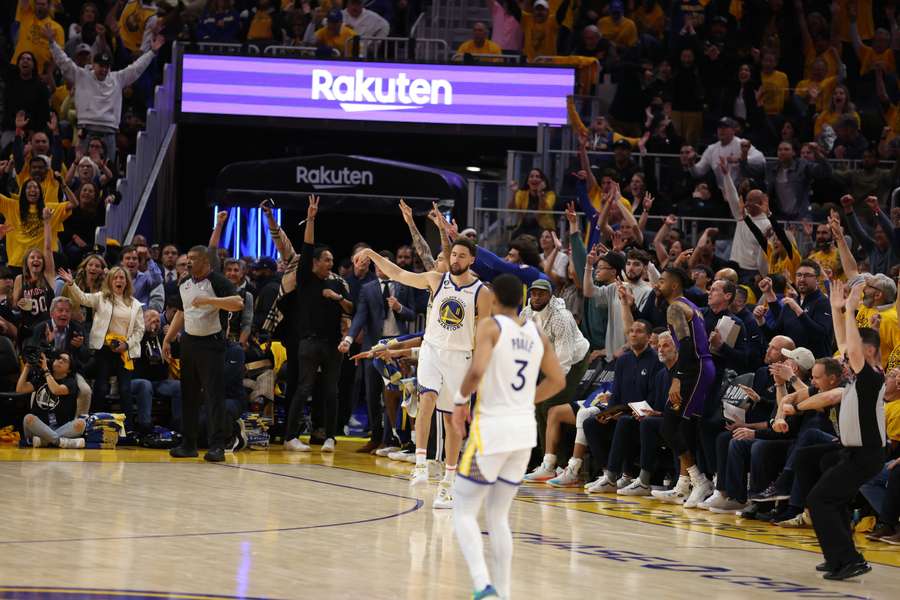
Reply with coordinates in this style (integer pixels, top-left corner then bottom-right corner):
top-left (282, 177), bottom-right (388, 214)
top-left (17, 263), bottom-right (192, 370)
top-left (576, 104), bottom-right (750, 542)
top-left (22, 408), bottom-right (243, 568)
top-left (28, 296), bottom-right (92, 414)
top-left (857, 272), bottom-right (899, 367)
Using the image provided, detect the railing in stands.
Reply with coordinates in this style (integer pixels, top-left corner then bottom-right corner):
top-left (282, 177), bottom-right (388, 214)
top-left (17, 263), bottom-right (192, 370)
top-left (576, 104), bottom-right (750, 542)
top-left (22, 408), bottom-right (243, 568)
top-left (195, 41), bottom-right (261, 54)
top-left (504, 148), bottom-right (899, 203)
top-left (95, 58), bottom-right (178, 245)
top-left (345, 36), bottom-right (449, 61)
top-left (469, 204), bottom-right (825, 258)
top-left (451, 52), bottom-right (520, 64)
top-left (264, 45), bottom-right (337, 58)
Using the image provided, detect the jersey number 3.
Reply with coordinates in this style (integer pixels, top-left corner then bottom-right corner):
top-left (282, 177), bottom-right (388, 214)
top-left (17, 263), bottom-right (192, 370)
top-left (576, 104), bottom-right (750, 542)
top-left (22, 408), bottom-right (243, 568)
top-left (511, 359), bottom-right (528, 391)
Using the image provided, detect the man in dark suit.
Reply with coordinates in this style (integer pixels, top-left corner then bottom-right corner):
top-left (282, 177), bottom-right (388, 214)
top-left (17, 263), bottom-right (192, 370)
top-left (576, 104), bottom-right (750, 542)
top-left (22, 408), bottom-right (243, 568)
top-left (340, 250), bottom-right (417, 453)
top-left (28, 296), bottom-right (92, 414)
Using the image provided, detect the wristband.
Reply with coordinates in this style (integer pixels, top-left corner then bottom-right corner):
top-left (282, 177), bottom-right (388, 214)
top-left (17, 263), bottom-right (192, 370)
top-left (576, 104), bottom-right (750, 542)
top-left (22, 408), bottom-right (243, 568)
top-left (343, 336), bottom-right (354, 346)
top-left (410, 347), bottom-right (419, 360)
top-left (453, 390), bottom-right (469, 406)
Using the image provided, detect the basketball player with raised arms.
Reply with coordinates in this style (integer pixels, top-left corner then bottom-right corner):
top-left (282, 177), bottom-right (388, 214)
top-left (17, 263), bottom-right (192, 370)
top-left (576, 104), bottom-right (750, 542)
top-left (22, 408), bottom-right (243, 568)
top-left (450, 273), bottom-right (565, 600)
top-left (361, 237), bottom-right (494, 509)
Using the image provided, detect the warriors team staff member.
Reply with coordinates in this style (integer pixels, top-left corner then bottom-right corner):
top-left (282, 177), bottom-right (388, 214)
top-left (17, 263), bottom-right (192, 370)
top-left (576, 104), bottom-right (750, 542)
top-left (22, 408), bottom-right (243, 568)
top-left (163, 246), bottom-right (243, 462)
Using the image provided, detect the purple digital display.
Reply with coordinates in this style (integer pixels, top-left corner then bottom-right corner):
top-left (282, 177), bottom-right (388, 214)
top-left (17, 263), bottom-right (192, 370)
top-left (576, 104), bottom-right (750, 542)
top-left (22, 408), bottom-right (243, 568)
top-left (180, 54), bottom-right (575, 127)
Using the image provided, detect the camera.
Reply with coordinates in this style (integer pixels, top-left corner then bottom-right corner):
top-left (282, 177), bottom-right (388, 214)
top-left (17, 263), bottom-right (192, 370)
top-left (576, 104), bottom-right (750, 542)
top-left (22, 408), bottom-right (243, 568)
top-left (22, 342), bottom-right (53, 385)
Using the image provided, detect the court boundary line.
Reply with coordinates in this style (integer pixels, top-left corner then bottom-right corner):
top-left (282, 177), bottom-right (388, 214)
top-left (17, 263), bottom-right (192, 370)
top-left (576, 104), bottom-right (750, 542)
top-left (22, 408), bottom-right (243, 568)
top-left (0, 462), bottom-right (422, 546)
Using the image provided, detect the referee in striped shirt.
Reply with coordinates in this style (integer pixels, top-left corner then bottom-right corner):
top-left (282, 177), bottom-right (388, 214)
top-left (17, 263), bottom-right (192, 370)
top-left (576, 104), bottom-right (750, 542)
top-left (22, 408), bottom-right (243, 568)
top-left (795, 282), bottom-right (887, 580)
top-left (163, 246), bottom-right (244, 462)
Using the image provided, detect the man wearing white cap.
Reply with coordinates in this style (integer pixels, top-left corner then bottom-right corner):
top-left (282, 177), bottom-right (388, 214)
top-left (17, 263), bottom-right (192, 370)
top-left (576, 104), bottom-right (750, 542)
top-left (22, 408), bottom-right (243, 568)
top-left (520, 0), bottom-right (568, 62)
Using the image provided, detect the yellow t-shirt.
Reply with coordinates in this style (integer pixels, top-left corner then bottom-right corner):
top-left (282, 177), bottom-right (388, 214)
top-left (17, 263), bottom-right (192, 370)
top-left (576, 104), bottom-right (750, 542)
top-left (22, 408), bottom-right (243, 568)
top-left (885, 399), bottom-right (900, 442)
top-left (807, 247), bottom-right (843, 289)
top-left (856, 304), bottom-right (900, 368)
top-left (837, 0), bottom-right (874, 42)
top-left (0, 195), bottom-right (70, 267)
top-left (247, 10), bottom-right (275, 41)
top-left (795, 76), bottom-right (837, 114)
top-left (597, 16), bottom-right (638, 48)
top-left (456, 39), bottom-right (503, 56)
top-left (760, 70), bottom-right (789, 115)
top-left (803, 39), bottom-right (840, 80)
top-left (11, 3), bottom-right (64, 74)
top-left (634, 4), bottom-right (665, 38)
top-left (814, 110), bottom-right (860, 137)
top-left (858, 44), bottom-right (897, 76)
top-left (118, 1), bottom-right (157, 53)
top-left (521, 11), bottom-right (559, 62)
top-left (513, 189), bottom-right (557, 231)
top-left (314, 25), bottom-right (357, 57)
top-left (765, 242), bottom-right (801, 280)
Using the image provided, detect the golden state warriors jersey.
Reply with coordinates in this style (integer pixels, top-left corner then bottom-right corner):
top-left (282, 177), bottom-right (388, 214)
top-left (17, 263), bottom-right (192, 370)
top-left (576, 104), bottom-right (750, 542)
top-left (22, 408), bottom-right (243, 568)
top-left (472, 314), bottom-right (545, 454)
top-left (423, 273), bottom-right (484, 352)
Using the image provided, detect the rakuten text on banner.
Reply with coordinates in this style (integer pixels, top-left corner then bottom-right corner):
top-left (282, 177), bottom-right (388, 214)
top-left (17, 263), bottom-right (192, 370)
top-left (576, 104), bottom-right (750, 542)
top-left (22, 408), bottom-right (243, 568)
top-left (180, 55), bottom-right (575, 127)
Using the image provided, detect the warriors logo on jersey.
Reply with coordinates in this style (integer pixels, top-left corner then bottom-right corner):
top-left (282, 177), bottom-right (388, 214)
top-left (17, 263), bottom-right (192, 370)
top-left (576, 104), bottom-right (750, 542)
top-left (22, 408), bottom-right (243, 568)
top-left (438, 297), bottom-right (465, 331)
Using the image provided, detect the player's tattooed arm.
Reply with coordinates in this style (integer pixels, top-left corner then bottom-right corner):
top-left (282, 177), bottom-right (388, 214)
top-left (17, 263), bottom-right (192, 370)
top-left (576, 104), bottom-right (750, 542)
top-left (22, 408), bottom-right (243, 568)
top-left (667, 302), bottom-right (691, 341)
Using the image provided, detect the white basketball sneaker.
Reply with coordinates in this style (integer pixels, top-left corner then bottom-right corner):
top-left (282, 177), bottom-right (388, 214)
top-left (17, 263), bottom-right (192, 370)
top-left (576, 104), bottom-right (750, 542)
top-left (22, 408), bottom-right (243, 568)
top-left (652, 476), bottom-right (692, 504)
top-left (284, 438), bottom-right (311, 452)
top-left (410, 464), bottom-right (429, 486)
top-left (433, 482), bottom-right (454, 509)
top-left (523, 461), bottom-right (557, 483)
top-left (684, 478), bottom-right (714, 509)
top-left (585, 475), bottom-right (617, 493)
top-left (58, 437), bottom-right (85, 449)
top-left (617, 479), bottom-right (652, 496)
top-left (698, 489), bottom-right (725, 511)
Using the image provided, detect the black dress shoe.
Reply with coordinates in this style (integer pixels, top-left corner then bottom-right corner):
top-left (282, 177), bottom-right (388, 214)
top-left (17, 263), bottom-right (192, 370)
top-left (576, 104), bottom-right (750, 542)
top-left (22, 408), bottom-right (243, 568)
top-left (815, 561), bottom-right (833, 572)
top-left (170, 445), bottom-right (198, 458)
top-left (823, 560), bottom-right (872, 580)
top-left (204, 447), bottom-right (225, 462)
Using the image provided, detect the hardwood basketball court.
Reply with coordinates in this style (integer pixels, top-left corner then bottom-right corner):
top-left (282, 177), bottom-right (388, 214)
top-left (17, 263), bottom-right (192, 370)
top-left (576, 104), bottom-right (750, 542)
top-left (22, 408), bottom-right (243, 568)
top-left (0, 440), bottom-right (896, 599)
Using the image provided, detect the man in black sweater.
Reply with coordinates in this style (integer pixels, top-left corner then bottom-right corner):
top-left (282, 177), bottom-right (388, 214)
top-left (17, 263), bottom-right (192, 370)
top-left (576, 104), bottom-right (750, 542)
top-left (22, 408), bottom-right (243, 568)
top-left (283, 196), bottom-right (352, 454)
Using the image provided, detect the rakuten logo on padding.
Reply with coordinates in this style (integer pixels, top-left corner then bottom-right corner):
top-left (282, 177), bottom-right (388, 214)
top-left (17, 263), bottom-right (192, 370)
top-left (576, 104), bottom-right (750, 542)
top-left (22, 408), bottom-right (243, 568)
top-left (296, 166), bottom-right (374, 189)
top-left (311, 69), bottom-right (454, 113)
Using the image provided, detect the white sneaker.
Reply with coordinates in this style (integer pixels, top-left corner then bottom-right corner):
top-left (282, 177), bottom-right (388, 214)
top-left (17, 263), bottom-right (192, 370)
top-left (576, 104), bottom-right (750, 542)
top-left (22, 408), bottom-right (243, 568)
top-left (617, 480), bottom-right (652, 496)
top-left (547, 466), bottom-right (581, 488)
top-left (433, 482), bottom-right (454, 509)
top-left (32, 436), bottom-right (42, 448)
top-left (402, 452), bottom-right (417, 464)
top-left (615, 475), bottom-right (633, 489)
top-left (652, 477), bottom-right (692, 504)
top-left (376, 445), bottom-right (400, 457)
top-left (58, 437), bottom-right (85, 449)
top-left (284, 438), bottom-right (311, 452)
top-left (410, 464), bottom-right (429, 486)
top-left (321, 438), bottom-right (335, 453)
top-left (776, 510), bottom-right (811, 528)
top-left (523, 462), bottom-right (557, 483)
top-left (698, 490), bottom-right (725, 511)
top-left (684, 478), bottom-right (714, 509)
top-left (387, 449), bottom-right (409, 461)
top-left (709, 498), bottom-right (749, 514)
top-left (585, 475), bottom-right (617, 493)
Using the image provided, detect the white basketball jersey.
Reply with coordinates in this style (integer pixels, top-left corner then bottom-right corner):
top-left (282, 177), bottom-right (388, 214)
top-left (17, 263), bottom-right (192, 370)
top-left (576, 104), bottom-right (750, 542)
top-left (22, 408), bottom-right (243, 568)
top-left (423, 272), bottom-right (484, 352)
top-left (472, 315), bottom-right (545, 454)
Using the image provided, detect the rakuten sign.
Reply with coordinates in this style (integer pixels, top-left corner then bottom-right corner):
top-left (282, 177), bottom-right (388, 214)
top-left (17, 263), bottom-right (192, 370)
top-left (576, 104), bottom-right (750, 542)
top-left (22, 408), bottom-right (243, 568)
top-left (180, 56), bottom-right (574, 127)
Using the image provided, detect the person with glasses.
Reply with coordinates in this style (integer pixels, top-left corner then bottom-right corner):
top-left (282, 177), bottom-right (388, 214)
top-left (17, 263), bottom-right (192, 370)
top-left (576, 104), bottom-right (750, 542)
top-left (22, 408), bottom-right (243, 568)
top-left (757, 260), bottom-right (834, 359)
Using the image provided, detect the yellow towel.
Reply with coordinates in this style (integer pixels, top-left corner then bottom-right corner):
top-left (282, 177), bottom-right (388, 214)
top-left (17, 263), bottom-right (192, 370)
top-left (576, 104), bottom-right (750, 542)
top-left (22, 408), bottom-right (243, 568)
top-left (104, 333), bottom-right (134, 371)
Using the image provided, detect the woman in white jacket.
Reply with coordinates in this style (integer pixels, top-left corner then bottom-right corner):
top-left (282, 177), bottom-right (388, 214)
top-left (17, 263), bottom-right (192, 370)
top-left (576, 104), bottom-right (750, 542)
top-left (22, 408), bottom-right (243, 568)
top-left (59, 266), bottom-right (145, 431)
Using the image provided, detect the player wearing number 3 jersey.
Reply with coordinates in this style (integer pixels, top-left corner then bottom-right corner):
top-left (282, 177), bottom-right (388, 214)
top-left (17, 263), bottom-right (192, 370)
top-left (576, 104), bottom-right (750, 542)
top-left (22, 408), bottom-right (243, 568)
top-left (450, 274), bottom-right (565, 600)
top-left (361, 237), bottom-right (494, 509)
